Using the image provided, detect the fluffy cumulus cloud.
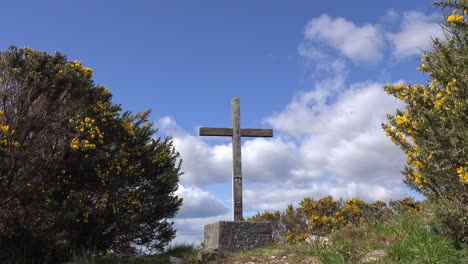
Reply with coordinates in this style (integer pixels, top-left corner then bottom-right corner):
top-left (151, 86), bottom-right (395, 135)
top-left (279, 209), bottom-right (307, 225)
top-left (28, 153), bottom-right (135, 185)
top-left (175, 185), bottom-right (229, 219)
top-left (172, 133), bottom-right (232, 186)
top-left (302, 15), bottom-right (385, 63)
top-left (299, 11), bottom-right (444, 64)
top-left (266, 78), bottom-right (407, 187)
top-left (386, 12), bottom-right (444, 59)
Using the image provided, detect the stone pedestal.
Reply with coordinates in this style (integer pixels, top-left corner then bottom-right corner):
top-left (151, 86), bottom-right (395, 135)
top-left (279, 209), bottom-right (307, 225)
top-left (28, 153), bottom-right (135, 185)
top-left (203, 221), bottom-right (272, 253)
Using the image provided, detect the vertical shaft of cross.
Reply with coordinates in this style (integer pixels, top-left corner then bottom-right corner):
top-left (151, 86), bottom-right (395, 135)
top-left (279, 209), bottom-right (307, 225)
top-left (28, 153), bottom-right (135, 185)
top-left (231, 97), bottom-right (243, 221)
top-left (199, 97), bottom-right (273, 221)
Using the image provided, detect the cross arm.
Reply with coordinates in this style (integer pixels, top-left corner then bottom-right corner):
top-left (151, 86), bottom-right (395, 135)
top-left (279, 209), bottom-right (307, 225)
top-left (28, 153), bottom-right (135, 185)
top-left (199, 127), bottom-right (273, 137)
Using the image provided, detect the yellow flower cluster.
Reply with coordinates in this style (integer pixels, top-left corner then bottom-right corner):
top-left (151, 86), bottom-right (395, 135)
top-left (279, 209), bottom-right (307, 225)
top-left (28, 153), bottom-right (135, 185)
top-left (410, 171), bottom-right (427, 188)
top-left (445, 78), bottom-right (459, 95)
top-left (248, 210), bottom-right (281, 222)
top-left (404, 146), bottom-right (430, 188)
top-left (332, 211), bottom-right (345, 229)
top-left (91, 102), bottom-right (118, 123)
top-left (23, 46), bottom-right (32, 56)
top-left (447, 14), bottom-right (465, 23)
top-left (83, 211), bottom-right (89, 223)
top-left (65, 60), bottom-right (93, 77)
top-left (69, 116), bottom-right (104, 150)
top-left (384, 116), bottom-right (417, 145)
top-left (395, 113), bottom-right (409, 126)
top-left (122, 119), bottom-right (135, 137)
top-left (457, 162), bottom-right (468, 183)
top-left (417, 63), bottom-right (428, 72)
top-left (343, 198), bottom-right (365, 216)
top-left (338, 198), bottom-right (367, 227)
top-left (0, 111), bottom-right (19, 152)
top-left (285, 232), bottom-right (309, 244)
top-left (385, 83), bottom-right (425, 103)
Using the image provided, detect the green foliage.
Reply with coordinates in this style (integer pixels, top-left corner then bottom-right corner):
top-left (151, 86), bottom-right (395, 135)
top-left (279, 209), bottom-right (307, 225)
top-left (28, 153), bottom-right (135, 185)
top-left (382, 0), bottom-right (467, 244)
top-left (0, 46), bottom-right (183, 262)
top-left (247, 196), bottom-right (424, 245)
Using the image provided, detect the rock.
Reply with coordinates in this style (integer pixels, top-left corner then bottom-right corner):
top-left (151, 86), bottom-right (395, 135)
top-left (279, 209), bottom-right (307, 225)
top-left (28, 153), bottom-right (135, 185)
top-left (204, 221), bottom-right (273, 254)
top-left (270, 248), bottom-right (287, 255)
top-left (169, 256), bottom-right (182, 264)
top-left (305, 235), bottom-right (330, 246)
top-left (298, 256), bottom-right (322, 264)
top-left (199, 248), bottom-right (223, 262)
top-left (361, 249), bottom-right (387, 263)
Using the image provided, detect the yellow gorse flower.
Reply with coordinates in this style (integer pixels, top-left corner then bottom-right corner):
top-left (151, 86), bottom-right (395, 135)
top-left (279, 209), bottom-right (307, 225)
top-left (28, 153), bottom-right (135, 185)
top-left (65, 60), bottom-right (94, 77)
top-left (68, 116), bottom-right (104, 151)
top-left (447, 14), bottom-right (465, 23)
top-left (457, 163), bottom-right (468, 183)
top-left (0, 113), bottom-right (20, 151)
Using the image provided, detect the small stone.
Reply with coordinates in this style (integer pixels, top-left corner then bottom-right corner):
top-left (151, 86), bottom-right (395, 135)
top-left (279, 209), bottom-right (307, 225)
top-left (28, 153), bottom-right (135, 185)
top-left (169, 256), bottom-right (182, 264)
top-left (299, 256), bottom-right (322, 264)
top-left (305, 235), bottom-right (330, 246)
top-left (271, 255), bottom-right (276, 259)
top-left (271, 249), bottom-right (287, 255)
top-left (361, 250), bottom-right (387, 263)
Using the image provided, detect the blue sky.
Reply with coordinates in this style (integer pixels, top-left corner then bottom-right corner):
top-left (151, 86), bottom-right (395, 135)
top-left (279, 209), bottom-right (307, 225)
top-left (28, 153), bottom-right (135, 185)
top-left (2, 0), bottom-right (444, 244)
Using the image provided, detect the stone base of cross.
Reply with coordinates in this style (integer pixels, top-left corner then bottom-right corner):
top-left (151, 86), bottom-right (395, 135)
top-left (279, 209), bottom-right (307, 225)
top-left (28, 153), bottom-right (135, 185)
top-left (199, 97), bottom-right (273, 221)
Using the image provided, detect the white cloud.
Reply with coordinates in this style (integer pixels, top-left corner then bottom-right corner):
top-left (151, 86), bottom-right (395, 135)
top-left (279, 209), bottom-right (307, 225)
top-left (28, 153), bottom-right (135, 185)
top-left (266, 60), bottom-right (347, 137)
top-left (382, 9), bottom-right (400, 23)
top-left (387, 12), bottom-right (444, 59)
top-left (242, 138), bottom-right (299, 183)
top-left (175, 185), bottom-right (229, 219)
top-left (302, 15), bottom-right (385, 63)
top-left (298, 42), bottom-right (328, 61)
top-left (173, 134), bottom-right (231, 186)
top-left (299, 11), bottom-right (444, 63)
top-left (268, 80), bottom-right (405, 184)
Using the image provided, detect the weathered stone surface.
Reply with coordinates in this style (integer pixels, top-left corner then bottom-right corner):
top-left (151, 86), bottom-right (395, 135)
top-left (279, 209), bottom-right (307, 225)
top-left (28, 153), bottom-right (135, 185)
top-left (298, 256), bottom-right (322, 264)
top-left (305, 235), bottom-right (331, 246)
top-left (203, 221), bottom-right (273, 253)
top-left (169, 256), bottom-right (182, 264)
top-left (361, 249), bottom-right (388, 263)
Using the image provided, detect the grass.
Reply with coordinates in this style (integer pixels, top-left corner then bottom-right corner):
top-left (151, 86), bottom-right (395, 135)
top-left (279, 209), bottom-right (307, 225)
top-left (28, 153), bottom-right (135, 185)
top-left (92, 242), bottom-right (197, 264)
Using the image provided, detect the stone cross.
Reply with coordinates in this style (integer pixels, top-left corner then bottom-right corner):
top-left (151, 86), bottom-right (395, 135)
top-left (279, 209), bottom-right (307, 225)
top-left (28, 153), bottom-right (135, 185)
top-left (199, 97), bottom-right (273, 221)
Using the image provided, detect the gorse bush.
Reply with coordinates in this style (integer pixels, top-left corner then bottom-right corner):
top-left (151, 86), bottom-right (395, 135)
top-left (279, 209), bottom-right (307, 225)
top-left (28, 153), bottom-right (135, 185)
top-left (247, 196), bottom-right (424, 244)
top-left (0, 46), bottom-right (182, 262)
top-left (382, 0), bottom-right (467, 244)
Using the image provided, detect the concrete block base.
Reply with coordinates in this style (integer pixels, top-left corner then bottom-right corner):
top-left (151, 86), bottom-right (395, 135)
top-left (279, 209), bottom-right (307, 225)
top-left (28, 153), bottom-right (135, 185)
top-left (203, 221), bottom-right (272, 253)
